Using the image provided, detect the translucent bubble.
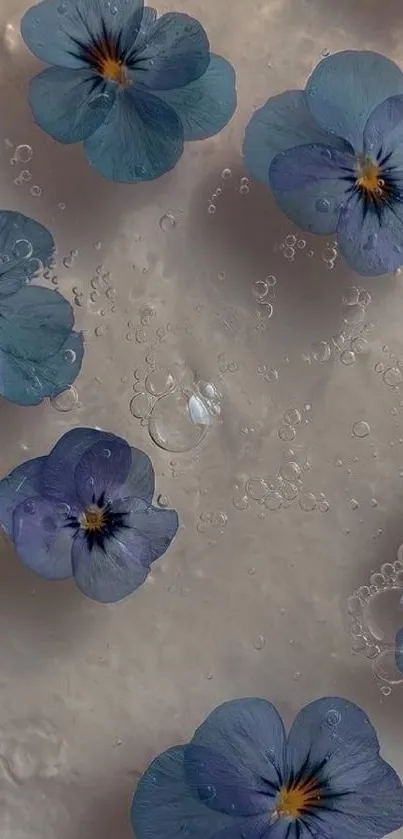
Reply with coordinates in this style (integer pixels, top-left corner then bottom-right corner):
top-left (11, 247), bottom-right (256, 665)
top-left (50, 386), bottom-right (78, 412)
top-left (374, 362), bottom-right (385, 373)
top-left (253, 635), bottom-right (266, 650)
top-left (340, 350), bottom-right (356, 366)
top-left (159, 212), bottom-right (177, 232)
top-left (283, 246), bottom-right (295, 260)
top-left (343, 286), bottom-right (359, 306)
top-left (299, 491), bottom-right (317, 512)
top-left (207, 204), bottom-right (217, 215)
top-left (383, 367), bottom-right (403, 387)
top-left (312, 341), bottom-right (331, 363)
top-left (232, 494), bottom-right (249, 510)
top-left (221, 168), bottom-right (232, 179)
top-left (373, 649), bottom-right (403, 685)
top-left (297, 239), bottom-right (306, 249)
top-left (20, 169), bottom-right (32, 182)
top-left (12, 239), bottom-right (33, 260)
top-left (246, 478), bottom-right (269, 501)
top-left (252, 280), bottom-right (269, 300)
top-left (285, 234), bottom-right (297, 246)
top-left (130, 393), bottom-right (153, 419)
top-left (266, 274), bottom-right (277, 286)
top-left (358, 289), bottom-right (372, 308)
top-left (279, 424), bottom-right (296, 442)
top-left (352, 420), bottom-right (370, 438)
top-left (15, 144), bottom-right (33, 162)
top-left (318, 499), bottom-right (330, 512)
top-left (325, 709), bottom-right (341, 727)
top-left (342, 303), bottom-right (365, 325)
top-left (280, 461), bottom-right (301, 481)
top-left (315, 198), bottom-right (330, 212)
top-left (145, 369), bottom-right (176, 397)
top-left (63, 349), bottom-right (76, 364)
top-left (58, 202), bottom-right (66, 211)
top-left (284, 408), bottom-right (301, 426)
top-left (279, 481), bottom-right (299, 501)
top-left (30, 185), bottom-right (42, 197)
top-left (351, 337), bottom-right (368, 354)
top-left (265, 368), bottom-right (279, 382)
top-left (63, 256), bottom-right (74, 268)
top-left (157, 494), bottom-right (170, 508)
top-left (265, 492), bottom-right (283, 510)
top-left (148, 391), bottom-right (208, 452)
top-left (239, 184), bottom-right (250, 195)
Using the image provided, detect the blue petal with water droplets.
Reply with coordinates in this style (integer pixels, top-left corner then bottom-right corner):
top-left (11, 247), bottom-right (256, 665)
top-left (0, 456), bottom-right (45, 537)
top-left (337, 191), bottom-right (403, 275)
top-left (0, 329), bottom-right (83, 405)
top-left (0, 211), bottom-right (54, 297)
top-left (0, 285), bottom-right (74, 362)
top-left (29, 68), bottom-right (115, 143)
top-left (129, 12), bottom-right (209, 90)
top-left (12, 495), bottom-right (74, 579)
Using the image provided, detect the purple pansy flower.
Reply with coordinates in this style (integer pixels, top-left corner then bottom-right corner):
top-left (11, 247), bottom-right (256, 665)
top-left (0, 427), bottom-right (178, 603)
top-left (243, 51), bottom-right (403, 276)
top-left (131, 696), bottom-right (403, 839)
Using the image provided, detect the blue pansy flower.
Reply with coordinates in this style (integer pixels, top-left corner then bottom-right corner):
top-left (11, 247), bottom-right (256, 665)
top-left (0, 210), bottom-right (83, 405)
top-left (0, 427), bottom-right (178, 603)
top-left (243, 51), bottom-right (403, 276)
top-left (21, 0), bottom-right (236, 183)
top-left (131, 695), bottom-right (403, 839)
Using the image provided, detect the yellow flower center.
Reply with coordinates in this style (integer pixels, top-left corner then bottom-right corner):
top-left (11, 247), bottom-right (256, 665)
top-left (86, 40), bottom-right (129, 86)
top-left (79, 506), bottom-right (107, 533)
top-left (100, 56), bottom-right (128, 85)
top-left (356, 158), bottom-right (386, 200)
top-left (275, 779), bottom-right (321, 819)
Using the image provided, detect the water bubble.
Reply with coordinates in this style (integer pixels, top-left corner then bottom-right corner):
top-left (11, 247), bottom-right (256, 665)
top-left (30, 185), bottom-right (42, 197)
top-left (265, 491), bottom-right (283, 510)
top-left (279, 424), bottom-right (296, 442)
top-left (265, 368), bottom-right (279, 382)
top-left (340, 350), bottom-right (356, 366)
top-left (358, 289), bottom-right (371, 308)
top-left (207, 203), bottom-right (217, 215)
top-left (297, 239), bottom-right (306, 249)
top-left (148, 390), bottom-right (208, 453)
top-left (285, 234), bottom-right (297, 246)
top-left (157, 494), bottom-right (170, 508)
top-left (315, 198), bottom-right (330, 213)
top-left (246, 478), bottom-right (269, 501)
top-left (352, 420), bottom-right (370, 438)
top-left (283, 246), bottom-right (295, 260)
top-left (95, 326), bottom-right (105, 338)
top-left (280, 461), bottom-right (301, 481)
top-left (307, 249), bottom-right (314, 258)
top-left (383, 367), bottom-right (403, 387)
top-left (221, 168), bottom-right (232, 179)
top-left (299, 491), bottom-right (317, 512)
top-left (266, 274), bottom-right (276, 286)
top-left (57, 2), bottom-right (67, 11)
top-left (280, 481), bottom-right (299, 501)
top-left (23, 499), bottom-right (36, 514)
top-left (135, 328), bottom-right (147, 344)
top-left (253, 635), bottom-right (266, 650)
top-left (159, 212), bottom-right (177, 232)
top-left (252, 279), bottom-right (268, 300)
top-left (145, 369), bottom-right (175, 396)
top-left (342, 303), bottom-right (365, 325)
top-left (130, 393), bottom-right (152, 419)
top-left (239, 184), bottom-right (250, 195)
top-left (284, 408), bottom-right (301, 426)
top-left (349, 498), bottom-right (359, 510)
top-left (351, 337), bottom-right (368, 354)
top-left (50, 385), bottom-right (78, 412)
top-left (232, 494), bottom-right (250, 510)
top-left (63, 255), bottom-right (74, 268)
top-left (63, 349), bottom-right (76, 364)
top-left (102, 448), bottom-right (111, 459)
top-left (318, 498), bottom-right (330, 512)
top-left (12, 239), bottom-right (33, 260)
top-left (380, 685), bottom-right (392, 696)
top-left (325, 709), bottom-right (341, 727)
top-left (58, 202), bottom-right (66, 211)
top-left (311, 341), bottom-right (331, 363)
top-left (374, 362), bottom-right (385, 374)
top-left (15, 144), bottom-right (33, 162)
top-left (20, 169), bottom-right (32, 182)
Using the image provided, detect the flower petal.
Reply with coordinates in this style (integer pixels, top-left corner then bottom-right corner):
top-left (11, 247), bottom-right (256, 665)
top-left (83, 87), bottom-right (184, 183)
top-left (112, 496), bottom-right (179, 566)
top-left (29, 68), bottom-right (115, 144)
top-left (0, 330), bottom-right (83, 406)
top-left (337, 192), bottom-right (403, 275)
top-left (131, 745), bottom-right (235, 839)
top-left (269, 143), bottom-right (354, 234)
top-left (0, 211), bottom-right (55, 297)
top-left (305, 51), bottom-right (403, 151)
top-left (12, 495), bottom-right (73, 580)
top-left (74, 436), bottom-right (131, 505)
top-left (118, 448), bottom-right (155, 503)
top-left (129, 12), bottom-right (209, 90)
top-left (40, 428), bottom-right (120, 505)
top-left (395, 626), bottom-right (403, 674)
top-left (243, 90), bottom-right (350, 187)
top-left (0, 286), bottom-right (74, 362)
top-left (0, 456), bottom-right (45, 538)
top-left (185, 744), bottom-right (270, 816)
top-left (21, 0), bottom-right (144, 69)
top-left (286, 697), bottom-right (382, 792)
top-left (190, 699), bottom-right (286, 798)
top-left (71, 528), bottom-right (149, 602)
top-left (364, 94), bottom-right (403, 170)
top-left (153, 55), bottom-right (236, 141)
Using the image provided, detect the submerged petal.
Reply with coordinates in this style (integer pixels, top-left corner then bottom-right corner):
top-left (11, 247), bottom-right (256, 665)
top-left (112, 496), bottom-right (179, 566)
top-left (306, 51), bottom-right (403, 151)
top-left (243, 90), bottom-right (349, 187)
top-left (269, 143), bottom-right (354, 234)
top-left (364, 94), bottom-right (403, 169)
top-left (118, 448), bottom-right (155, 504)
top-left (71, 528), bottom-right (149, 602)
top-left (337, 192), bottom-right (403, 275)
top-left (12, 495), bottom-right (73, 580)
top-left (40, 428), bottom-right (120, 505)
top-left (0, 457), bottom-right (45, 537)
top-left (185, 744), bottom-right (270, 816)
top-left (74, 436), bottom-right (131, 504)
top-left (29, 68), bottom-right (115, 144)
top-left (131, 746), bottom-right (235, 839)
top-left (153, 55), bottom-right (236, 141)
top-left (83, 87), bottom-right (184, 182)
top-left (0, 286), bottom-right (74, 362)
top-left (395, 626), bottom-right (403, 674)
top-left (0, 211), bottom-right (55, 297)
top-left (0, 330), bottom-right (83, 406)
top-left (129, 12), bottom-right (209, 90)
top-left (21, 0), bottom-right (144, 69)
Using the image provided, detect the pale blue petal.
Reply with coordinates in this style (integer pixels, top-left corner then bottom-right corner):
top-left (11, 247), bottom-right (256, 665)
top-left (364, 94), bottom-right (403, 170)
top-left (129, 12), bottom-right (209, 90)
top-left (83, 87), bottom-right (184, 182)
top-left (112, 496), bottom-right (179, 566)
top-left (154, 55), bottom-right (236, 141)
top-left (191, 699), bottom-right (285, 795)
top-left (0, 286), bottom-right (73, 362)
top-left (185, 744), bottom-right (270, 815)
top-left (118, 447), bottom-right (155, 503)
top-left (40, 428), bottom-right (120, 505)
top-left (337, 192), bottom-right (403, 276)
top-left (243, 90), bottom-right (350, 186)
top-left (29, 68), bottom-right (115, 144)
top-left (0, 457), bottom-right (45, 538)
top-left (21, 0), bottom-right (143, 69)
top-left (71, 528), bottom-right (149, 602)
top-left (131, 746), bottom-right (235, 839)
top-left (395, 626), bottom-right (403, 673)
top-left (125, 7), bottom-right (157, 59)
top-left (12, 495), bottom-right (73, 580)
top-left (0, 330), bottom-right (83, 406)
top-left (74, 436), bottom-right (131, 505)
top-left (269, 143), bottom-right (354, 234)
top-left (306, 51), bottom-right (403, 151)
top-left (0, 211), bottom-right (54, 297)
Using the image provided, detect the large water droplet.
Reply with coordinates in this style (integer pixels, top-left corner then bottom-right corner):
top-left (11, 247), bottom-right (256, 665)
top-left (130, 393), bottom-right (153, 419)
top-left (246, 478), bottom-right (269, 501)
top-left (159, 213), bottom-right (177, 232)
top-left (13, 239), bottom-right (33, 260)
top-left (315, 198), bottom-right (330, 213)
top-left (15, 144), bottom-right (33, 163)
top-left (145, 369), bottom-right (175, 397)
top-left (383, 367), bottom-right (403, 388)
top-left (352, 420), bottom-right (370, 438)
top-left (50, 386), bottom-right (78, 412)
top-left (148, 391), bottom-right (208, 452)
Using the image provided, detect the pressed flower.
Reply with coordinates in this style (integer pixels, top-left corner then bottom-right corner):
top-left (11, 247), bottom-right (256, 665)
top-left (131, 695), bottom-right (403, 839)
top-left (0, 427), bottom-right (179, 602)
top-left (21, 0), bottom-right (236, 183)
top-left (0, 210), bottom-right (83, 405)
top-left (243, 51), bottom-right (403, 276)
